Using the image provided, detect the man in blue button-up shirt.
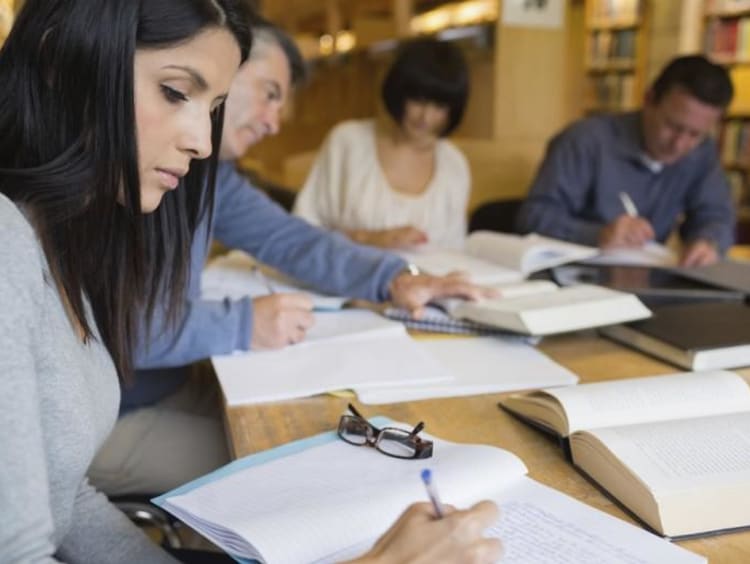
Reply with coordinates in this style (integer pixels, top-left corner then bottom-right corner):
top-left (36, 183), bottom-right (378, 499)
top-left (518, 55), bottom-right (735, 267)
top-left (90, 19), bottom-right (487, 496)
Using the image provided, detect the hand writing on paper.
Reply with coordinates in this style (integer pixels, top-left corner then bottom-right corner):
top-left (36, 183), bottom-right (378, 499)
top-left (250, 294), bottom-right (315, 349)
top-left (389, 271), bottom-right (498, 318)
top-left (346, 500), bottom-right (502, 564)
top-left (599, 215), bottom-right (655, 249)
top-left (680, 239), bottom-right (719, 267)
top-left (347, 225), bottom-right (429, 249)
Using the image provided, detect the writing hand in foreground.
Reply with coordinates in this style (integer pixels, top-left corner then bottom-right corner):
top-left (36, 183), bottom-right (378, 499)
top-left (389, 271), bottom-right (499, 318)
top-left (250, 293), bottom-right (314, 350)
top-left (348, 226), bottom-right (429, 249)
top-left (346, 500), bottom-right (501, 564)
top-left (599, 214), bottom-right (655, 249)
top-left (680, 239), bottom-right (719, 267)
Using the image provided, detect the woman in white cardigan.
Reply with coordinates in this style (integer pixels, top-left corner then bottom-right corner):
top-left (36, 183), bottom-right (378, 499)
top-left (294, 38), bottom-right (471, 250)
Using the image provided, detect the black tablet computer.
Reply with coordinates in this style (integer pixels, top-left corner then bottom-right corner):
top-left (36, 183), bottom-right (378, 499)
top-left (550, 264), bottom-right (746, 306)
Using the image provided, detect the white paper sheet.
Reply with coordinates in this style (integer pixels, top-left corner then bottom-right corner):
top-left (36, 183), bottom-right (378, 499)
top-left (355, 337), bottom-right (578, 404)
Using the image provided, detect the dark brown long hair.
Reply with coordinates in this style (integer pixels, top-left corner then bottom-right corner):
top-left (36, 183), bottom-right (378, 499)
top-left (0, 0), bottom-right (252, 380)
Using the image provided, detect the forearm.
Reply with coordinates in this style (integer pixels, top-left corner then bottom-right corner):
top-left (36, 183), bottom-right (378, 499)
top-left (136, 297), bottom-right (253, 368)
top-left (518, 198), bottom-right (604, 246)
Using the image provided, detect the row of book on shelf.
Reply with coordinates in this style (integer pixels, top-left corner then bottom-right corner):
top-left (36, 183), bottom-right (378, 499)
top-left (179, 232), bottom-right (750, 562)
top-left (588, 29), bottom-right (637, 66)
top-left (704, 17), bottom-right (750, 63)
top-left (587, 73), bottom-right (637, 110)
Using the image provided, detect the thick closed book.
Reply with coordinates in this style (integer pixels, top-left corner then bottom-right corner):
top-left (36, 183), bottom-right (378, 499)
top-left (600, 302), bottom-right (750, 370)
top-left (447, 283), bottom-right (651, 336)
top-left (500, 371), bottom-right (750, 538)
top-left (400, 231), bottom-right (598, 284)
top-left (154, 419), bottom-right (705, 563)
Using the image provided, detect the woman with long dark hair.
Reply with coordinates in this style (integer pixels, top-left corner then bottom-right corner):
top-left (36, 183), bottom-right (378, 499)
top-left (0, 1), bottom-right (499, 562)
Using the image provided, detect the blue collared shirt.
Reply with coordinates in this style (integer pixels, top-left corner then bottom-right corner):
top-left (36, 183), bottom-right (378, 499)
top-left (516, 111), bottom-right (736, 251)
top-left (121, 162), bottom-right (406, 411)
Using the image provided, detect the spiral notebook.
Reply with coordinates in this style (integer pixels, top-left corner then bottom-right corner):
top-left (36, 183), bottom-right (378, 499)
top-left (383, 305), bottom-right (531, 339)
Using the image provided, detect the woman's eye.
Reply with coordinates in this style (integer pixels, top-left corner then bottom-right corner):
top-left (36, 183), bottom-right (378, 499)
top-left (161, 85), bottom-right (188, 103)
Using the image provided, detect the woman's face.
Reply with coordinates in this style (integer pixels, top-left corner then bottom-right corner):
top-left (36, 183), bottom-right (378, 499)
top-left (133, 27), bottom-right (241, 213)
top-left (400, 99), bottom-right (450, 144)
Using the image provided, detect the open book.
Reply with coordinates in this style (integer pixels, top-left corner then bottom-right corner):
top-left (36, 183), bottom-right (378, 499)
top-left (155, 421), bottom-right (704, 563)
top-left (500, 371), bottom-right (750, 538)
top-left (400, 231), bottom-right (598, 284)
top-left (437, 281), bottom-right (651, 336)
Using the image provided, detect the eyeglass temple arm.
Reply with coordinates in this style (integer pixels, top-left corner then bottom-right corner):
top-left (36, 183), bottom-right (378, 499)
top-left (347, 403), bottom-right (382, 432)
top-left (408, 421), bottom-right (425, 439)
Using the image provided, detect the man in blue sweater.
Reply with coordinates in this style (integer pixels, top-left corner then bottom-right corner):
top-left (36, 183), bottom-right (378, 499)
top-left (90, 19), bottom-right (484, 495)
top-left (517, 55), bottom-right (735, 267)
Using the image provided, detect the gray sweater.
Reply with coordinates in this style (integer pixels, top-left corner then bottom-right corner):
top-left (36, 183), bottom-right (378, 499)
top-left (0, 194), bottom-right (176, 563)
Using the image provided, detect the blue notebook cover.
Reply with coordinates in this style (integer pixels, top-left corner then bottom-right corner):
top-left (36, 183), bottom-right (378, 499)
top-left (152, 417), bottom-right (391, 563)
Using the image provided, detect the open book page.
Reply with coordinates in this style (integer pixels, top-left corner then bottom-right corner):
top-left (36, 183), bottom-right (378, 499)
top-left (578, 412), bottom-right (750, 495)
top-left (212, 330), bottom-right (455, 406)
top-left (584, 242), bottom-right (678, 267)
top-left (201, 250), bottom-right (347, 311)
top-left (547, 371), bottom-right (750, 434)
top-left (354, 337), bottom-right (578, 405)
top-left (163, 436), bottom-right (527, 563)
top-left (399, 246), bottom-right (524, 285)
top-left (434, 280), bottom-right (558, 317)
top-left (573, 412), bottom-right (750, 536)
top-left (465, 232), bottom-right (598, 275)
top-left (454, 285), bottom-right (651, 336)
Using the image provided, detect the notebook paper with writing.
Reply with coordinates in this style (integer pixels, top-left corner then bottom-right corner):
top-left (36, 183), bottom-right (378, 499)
top-left (500, 371), bottom-right (750, 538)
top-left (154, 422), bottom-right (705, 564)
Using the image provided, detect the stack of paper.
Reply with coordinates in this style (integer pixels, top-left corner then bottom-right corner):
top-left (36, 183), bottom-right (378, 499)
top-left (212, 310), bottom-right (455, 406)
top-left (355, 337), bottom-right (578, 404)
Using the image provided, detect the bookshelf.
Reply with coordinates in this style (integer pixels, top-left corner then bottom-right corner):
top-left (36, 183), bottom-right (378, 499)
top-left (704, 0), bottom-right (750, 241)
top-left (584, 0), bottom-right (650, 114)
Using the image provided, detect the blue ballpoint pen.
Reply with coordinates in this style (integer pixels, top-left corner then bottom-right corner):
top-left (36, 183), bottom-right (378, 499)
top-left (421, 468), bottom-right (445, 519)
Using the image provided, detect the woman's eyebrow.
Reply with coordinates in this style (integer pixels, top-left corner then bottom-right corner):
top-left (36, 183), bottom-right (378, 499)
top-left (161, 65), bottom-right (208, 90)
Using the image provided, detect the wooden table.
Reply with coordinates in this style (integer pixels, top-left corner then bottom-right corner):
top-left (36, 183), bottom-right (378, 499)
top-left (223, 333), bottom-right (750, 563)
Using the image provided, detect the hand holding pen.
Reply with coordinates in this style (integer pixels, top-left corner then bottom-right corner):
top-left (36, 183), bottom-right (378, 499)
top-left (599, 192), bottom-right (655, 249)
top-left (345, 471), bottom-right (501, 564)
top-left (249, 266), bottom-right (315, 350)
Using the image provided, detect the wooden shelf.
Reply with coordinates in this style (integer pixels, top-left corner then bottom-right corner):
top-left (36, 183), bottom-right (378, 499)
top-left (705, 7), bottom-right (750, 19)
top-left (706, 53), bottom-right (750, 66)
top-left (723, 160), bottom-right (750, 170)
top-left (586, 59), bottom-right (636, 72)
top-left (587, 19), bottom-right (639, 31)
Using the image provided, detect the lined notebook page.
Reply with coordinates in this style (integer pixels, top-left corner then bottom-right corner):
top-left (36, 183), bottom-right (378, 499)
top-left (164, 438), bottom-right (526, 563)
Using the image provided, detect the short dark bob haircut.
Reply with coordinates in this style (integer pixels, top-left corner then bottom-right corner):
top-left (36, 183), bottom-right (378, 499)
top-left (0, 0), bottom-right (252, 380)
top-left (651, 55), bottom-right (733, 109)
top-left (381, 38), bottom-right (469, 136)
